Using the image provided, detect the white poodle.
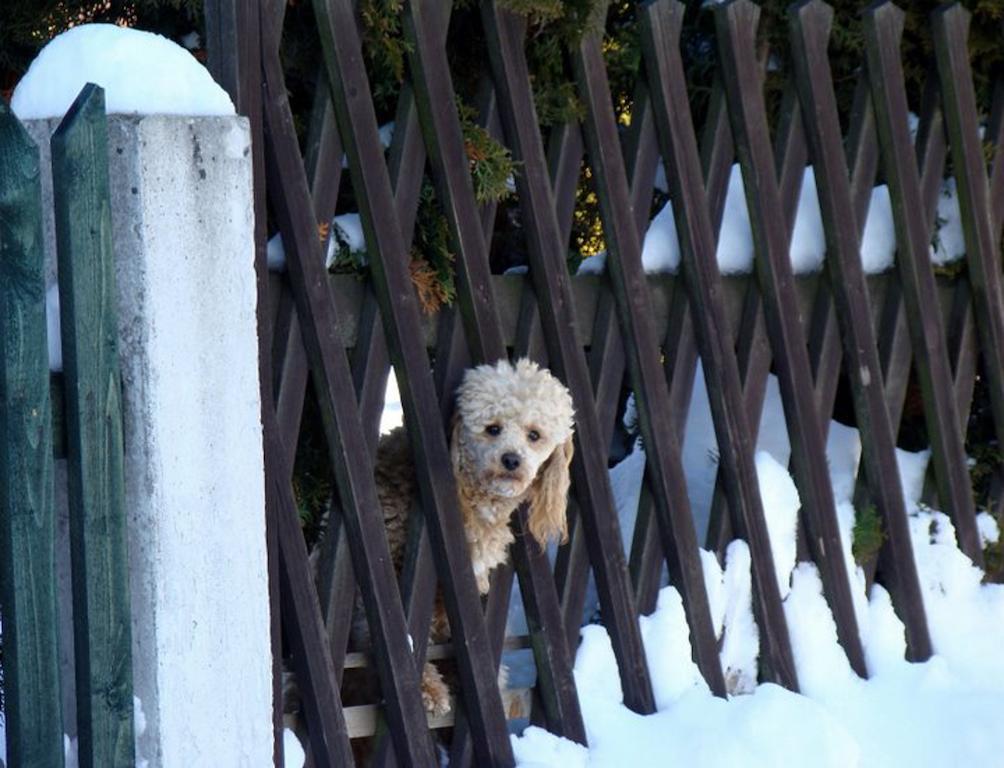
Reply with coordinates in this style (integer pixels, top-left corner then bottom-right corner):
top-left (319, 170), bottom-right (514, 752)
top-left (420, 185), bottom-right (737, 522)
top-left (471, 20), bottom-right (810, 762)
top-left (369, 357), bottom-right (576, 716)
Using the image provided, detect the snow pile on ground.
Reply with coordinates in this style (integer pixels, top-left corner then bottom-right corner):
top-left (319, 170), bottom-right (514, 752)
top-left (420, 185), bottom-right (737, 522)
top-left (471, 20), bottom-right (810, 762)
top-left (11, 24), bottom-right (234, 120)
top-left (513, 368), bottom-right (1004, 767)
top-left (579, 163), bottom-right (956, 276)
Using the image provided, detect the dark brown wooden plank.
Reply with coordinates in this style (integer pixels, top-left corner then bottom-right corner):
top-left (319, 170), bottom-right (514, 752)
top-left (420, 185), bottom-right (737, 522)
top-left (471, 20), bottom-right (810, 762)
top-left (714, 0), bottom-right (867, 678)
top-left (403, 4), bottom-right (585, 748)
top-left (304, 66), bottom-right (343, 225)
top-left (549, 122), bottom-right (586, 243)
top-left (863, 2), bottom-right (982, 564)
top-left (849, 68), bottom-right (948, 513)
top-left (573, 12), bottom-right (727, 697)
top-left (311, 0), bottom-right (515, 761)
top-left (695, 62), bottom-right (770, 562)
top-left (788, 0), bottom-right (932, 662)
top-left (988, 82), bottom-right (1004, 234)
top-left (261, 5), bottom-right (443, 763)
top-left (481, 0), bottom-right (656, 714)
top-left (268, 421), bottom-right (355, 766)
top-left (932, 5), bottom-right (1004, 467)
top-left (640, 0), bottom-right (800, 690)
top-left (629, 93), bottom-right (696, 610)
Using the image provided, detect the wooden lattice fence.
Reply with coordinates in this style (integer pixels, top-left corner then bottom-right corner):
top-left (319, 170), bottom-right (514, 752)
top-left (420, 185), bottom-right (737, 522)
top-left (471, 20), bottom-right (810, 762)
top-left (203, 0), bottom-right (1004, 765)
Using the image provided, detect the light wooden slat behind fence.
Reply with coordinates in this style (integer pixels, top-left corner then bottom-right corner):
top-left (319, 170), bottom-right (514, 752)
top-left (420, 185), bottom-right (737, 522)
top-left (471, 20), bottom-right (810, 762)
top-left (0, 100), bottom-right (64, 768)
top-left (51, 84), bottom-right (135, 768)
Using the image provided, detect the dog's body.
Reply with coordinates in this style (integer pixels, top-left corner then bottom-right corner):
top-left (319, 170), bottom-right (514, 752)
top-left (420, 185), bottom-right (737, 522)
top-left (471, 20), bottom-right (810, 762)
top-left (359, 358), bottom-right (576, 716)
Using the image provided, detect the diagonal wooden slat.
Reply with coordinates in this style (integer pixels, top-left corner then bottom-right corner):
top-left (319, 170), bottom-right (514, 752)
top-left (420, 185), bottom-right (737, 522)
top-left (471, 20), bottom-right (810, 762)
top-left (260, 5), bottom-right (443, 764)
top-left (480, 0), bottom-right (656, 715)
top-left (311, 0), bottom-right (515, 762)
top-left (703, 141), bottom-right (797, 560)
top-left (714, 0), bottom-right (867, 678)
top-left (863, 1), bottom-right (982, 564)
top-left (406, 0), bottom-right (586, 741)
top-left (368, 1), bottom-right (586, 758)
top-left (932, 5), bottom-right (1004, 464)
top-left (640, 0), bottom-right (799, 690)
top-left (269, 421), bottom-right (355, 767)
top-left (988, 82), bottom-right (1004, 234)
top-left (542, 122), bottom-right (626, 652)
top-left (573, 3), bottom-right (727, 697)
top-left (788, 0), bottom-right (932, 662)
top-left (373, 80), bottom-right (515, 768)
top-left (849, 67), bottom-right (949, 518)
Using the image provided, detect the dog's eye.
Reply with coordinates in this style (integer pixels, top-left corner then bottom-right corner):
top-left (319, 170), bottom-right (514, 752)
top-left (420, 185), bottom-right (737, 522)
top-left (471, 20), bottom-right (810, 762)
top-left (485, 424), bottom-right (502, 436)
top-left (527, 429), bottom-right (540, 442)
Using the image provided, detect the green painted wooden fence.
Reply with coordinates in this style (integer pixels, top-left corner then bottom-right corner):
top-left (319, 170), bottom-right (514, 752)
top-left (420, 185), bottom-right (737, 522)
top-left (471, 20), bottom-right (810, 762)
top-left (0, 84), bottom-right (134, 768)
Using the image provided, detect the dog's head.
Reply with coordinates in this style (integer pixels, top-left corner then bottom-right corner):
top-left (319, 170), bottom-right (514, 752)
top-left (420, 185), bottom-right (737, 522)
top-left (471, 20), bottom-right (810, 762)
top-left (451, 358), bottom-right (575, 547)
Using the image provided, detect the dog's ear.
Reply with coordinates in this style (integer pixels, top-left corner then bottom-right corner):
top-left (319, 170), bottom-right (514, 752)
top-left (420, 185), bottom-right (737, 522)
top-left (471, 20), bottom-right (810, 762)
top-left (527, 434), bottom-right (574, 547)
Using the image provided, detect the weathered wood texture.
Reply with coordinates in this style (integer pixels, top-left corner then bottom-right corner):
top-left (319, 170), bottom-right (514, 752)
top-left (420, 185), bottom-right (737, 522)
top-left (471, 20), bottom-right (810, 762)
top-left (0, 100), bottom-right (64, 768)
top-left (787, 0), bottom-right (931, 662)
top-left (200, 0), bottom-right (1004, 763)
top-left (51, 84), bottom-right (135, 768)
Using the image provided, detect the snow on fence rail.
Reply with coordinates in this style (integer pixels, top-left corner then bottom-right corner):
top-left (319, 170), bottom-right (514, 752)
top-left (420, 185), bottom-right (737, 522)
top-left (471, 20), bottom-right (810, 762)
top-left (0, 85), bottom-right (134, 768)
top-left (204, 0), bottom-right (1004, 765)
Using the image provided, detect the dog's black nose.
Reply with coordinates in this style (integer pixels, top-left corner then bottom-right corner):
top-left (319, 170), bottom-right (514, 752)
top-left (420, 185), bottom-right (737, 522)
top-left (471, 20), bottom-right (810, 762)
top-left (501, 452), bottom-right (521, 471)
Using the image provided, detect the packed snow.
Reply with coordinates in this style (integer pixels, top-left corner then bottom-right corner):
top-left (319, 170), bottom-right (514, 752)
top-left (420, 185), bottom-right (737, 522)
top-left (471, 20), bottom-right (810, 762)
top-left (511, 365), bottom-right (1004, 767)
top-left (11, 24), bottom-right (234, 120)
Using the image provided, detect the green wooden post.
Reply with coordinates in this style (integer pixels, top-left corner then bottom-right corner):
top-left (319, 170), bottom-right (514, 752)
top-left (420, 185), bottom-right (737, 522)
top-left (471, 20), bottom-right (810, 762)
top-left (51, 84), bottom-right (135, 768)
top-left (0, 101), bottom-right (65, 766)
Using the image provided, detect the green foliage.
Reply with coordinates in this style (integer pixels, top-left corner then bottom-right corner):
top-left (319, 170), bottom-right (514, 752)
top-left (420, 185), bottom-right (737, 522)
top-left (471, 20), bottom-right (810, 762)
top-left (410, 181), bottom-right (457, 312)
top-left (291, 386), bottom-right (334, 540)
top-left (499, 0), bottom-right (565, 25)
top-left (757, 0), bottom-right (1004, 120)
top-left (458, 102), bottom-right (517, 204)
top-left (852, 504), bottom-right (886, 566)
top-left (358, 0), bottom-right (412, 117)
top-left (502, 0), bottom-right (600, 126)
top-left (604, 1), bottom-right (643, 126)
top-left (573, 163), bottom-right (605, 257)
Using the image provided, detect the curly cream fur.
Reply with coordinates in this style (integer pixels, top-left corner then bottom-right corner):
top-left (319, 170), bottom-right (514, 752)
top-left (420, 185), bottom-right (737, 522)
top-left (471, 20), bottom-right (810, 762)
top-left (368, 358), bottom-right (575, 714)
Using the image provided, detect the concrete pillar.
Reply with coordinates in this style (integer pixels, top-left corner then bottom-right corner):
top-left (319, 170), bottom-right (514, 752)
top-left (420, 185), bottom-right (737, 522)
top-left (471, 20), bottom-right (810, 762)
top-left (28, 115), bottom-right (271, 767)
